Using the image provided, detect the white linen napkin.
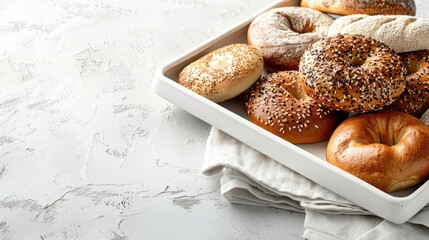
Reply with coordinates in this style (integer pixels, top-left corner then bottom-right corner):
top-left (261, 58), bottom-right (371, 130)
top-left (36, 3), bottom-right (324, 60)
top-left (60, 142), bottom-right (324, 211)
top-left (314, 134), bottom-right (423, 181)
top-left (202, 127), bottom-right (429, 240)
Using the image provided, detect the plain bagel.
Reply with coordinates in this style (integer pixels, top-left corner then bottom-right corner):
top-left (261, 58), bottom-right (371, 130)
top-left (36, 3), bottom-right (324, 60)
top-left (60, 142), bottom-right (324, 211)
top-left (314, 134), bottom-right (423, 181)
top-left (327, 110), bottom-right (429, 193)
top-left (328, 14), bottom-right (429, 53)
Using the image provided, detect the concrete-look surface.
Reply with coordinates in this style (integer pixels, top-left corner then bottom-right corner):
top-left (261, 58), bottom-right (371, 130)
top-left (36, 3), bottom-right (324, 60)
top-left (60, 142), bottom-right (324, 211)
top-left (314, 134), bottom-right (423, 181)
top-left (0, 0), bottom-right (428, 239)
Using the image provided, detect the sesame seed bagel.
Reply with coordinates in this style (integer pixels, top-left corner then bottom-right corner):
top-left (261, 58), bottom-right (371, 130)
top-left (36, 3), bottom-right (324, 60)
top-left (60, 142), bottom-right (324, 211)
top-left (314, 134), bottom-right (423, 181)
top-left (299, 34), bottom-right (406, 113)
top-left (179, 44), bottom-right (264, 103)
top-left (245, 71), bottom-right (347, 144)
top-left (247, 7), bottom-right (333, 71)
top-left (327, 110), bottom-right (429, 193)
top-left (328, 14), bottom-right (429, 53)
top-left (388, 50), bottom-right (429, 117)
top-left (301, 0), bottom-right (416, 16)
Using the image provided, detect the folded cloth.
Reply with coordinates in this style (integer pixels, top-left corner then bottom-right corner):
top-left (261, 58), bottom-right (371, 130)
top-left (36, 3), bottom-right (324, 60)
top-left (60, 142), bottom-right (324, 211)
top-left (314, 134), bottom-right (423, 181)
top-left (202, 127), bottom-right (429, 240)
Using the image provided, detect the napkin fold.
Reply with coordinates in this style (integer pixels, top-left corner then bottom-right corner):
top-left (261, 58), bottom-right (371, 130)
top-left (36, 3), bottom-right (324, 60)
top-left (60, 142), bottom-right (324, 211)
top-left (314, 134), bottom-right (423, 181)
top-left (202, 128), bottom-right (429, 240)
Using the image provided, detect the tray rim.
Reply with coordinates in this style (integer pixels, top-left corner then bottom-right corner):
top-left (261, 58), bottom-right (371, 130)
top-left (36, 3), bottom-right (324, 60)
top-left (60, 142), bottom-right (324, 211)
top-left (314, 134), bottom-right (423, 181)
top-left (152, 0), bottom-right (429, 224)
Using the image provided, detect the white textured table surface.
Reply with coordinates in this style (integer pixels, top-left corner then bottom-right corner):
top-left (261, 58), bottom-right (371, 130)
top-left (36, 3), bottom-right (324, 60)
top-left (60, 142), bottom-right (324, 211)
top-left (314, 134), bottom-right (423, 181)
top-left (1, 0), bottom-right (428, 239)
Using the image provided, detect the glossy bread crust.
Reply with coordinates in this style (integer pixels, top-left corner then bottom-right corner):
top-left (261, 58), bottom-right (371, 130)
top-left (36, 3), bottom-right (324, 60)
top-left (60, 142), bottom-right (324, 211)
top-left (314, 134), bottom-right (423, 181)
top-left (327, 110), bottom-right (429, 192)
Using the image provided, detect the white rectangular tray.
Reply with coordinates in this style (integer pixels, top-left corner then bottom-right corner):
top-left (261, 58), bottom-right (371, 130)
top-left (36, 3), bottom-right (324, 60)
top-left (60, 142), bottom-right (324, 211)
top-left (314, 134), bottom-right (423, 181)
top-left (152, 0), bottom-right (429, 224)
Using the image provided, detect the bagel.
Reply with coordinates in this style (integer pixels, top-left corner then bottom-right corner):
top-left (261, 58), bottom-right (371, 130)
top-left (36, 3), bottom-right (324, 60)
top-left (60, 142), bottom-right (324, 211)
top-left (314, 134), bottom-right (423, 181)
top-left (245, 71), bottom-right (347, 144)
top-left (247, 7), bottom-right (333, 71)
top-left (301, 0), bottom-right (416, 16)
top-left (178, 44), bottom-right (264, 103)
top-left (299, 34), bottom-right (406, 113)
top-left (388, 50), bottom-right (429, 117)
top-left (328, 14), bottom-right (429, 53)
top-left (327, 110), bottom-right (429, 193)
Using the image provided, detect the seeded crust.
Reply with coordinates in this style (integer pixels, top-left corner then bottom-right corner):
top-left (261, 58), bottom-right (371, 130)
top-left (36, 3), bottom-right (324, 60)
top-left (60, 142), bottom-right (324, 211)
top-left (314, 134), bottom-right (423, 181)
top-left (327, 110), bottom-right (429, 192)
top-left (245, 71), bottom-right (347, 144)
top-left (247, 6), bottom-right (333, 71)
top-left (178, 44), bottom-right (264, 103)
top-left (301, 0), bottom-right (416, 16)
top-left (387, 50), bottom-right (429, 117)
top-left (299, 34), bottom-right (406, 113)
top-left (328, 14), bottom-right (429, 53)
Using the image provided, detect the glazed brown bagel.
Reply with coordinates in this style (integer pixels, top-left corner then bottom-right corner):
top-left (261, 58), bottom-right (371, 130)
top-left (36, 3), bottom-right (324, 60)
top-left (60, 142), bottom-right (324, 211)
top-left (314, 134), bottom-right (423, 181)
top-left (246, 71), bottom-right (347, 144)
top-left (299, 34), bottom-right (406, 113)
top-left (327, 110), bottom-right (429, 193)
top-left (247, 7), bottom-right (333, 71)
top-left (301, 0), bottom-right (416, 16)
top-left (388, 50), bottom-right (429, 117)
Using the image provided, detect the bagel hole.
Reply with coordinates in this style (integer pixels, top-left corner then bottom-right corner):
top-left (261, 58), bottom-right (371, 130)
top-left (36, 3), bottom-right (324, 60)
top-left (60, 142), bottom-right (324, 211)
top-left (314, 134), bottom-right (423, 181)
top-left (406, 60), bottom-right (421, 75)
top-left (378, 125), bottom-right (400, 147)
top-left (208, 54), bottom-right (233, 70)
top-left (371, 120), bottom-right (399, 146)
top-left (289, 83), bottom-right (308, 100)
top-left (350, 56), bottom-right (366, 67)
top-left (293, 89), bottom-right (308, 100)
top-left (299, 24), bottom-right (315, 34)
top-left (379, 134), bottom-right (396, 147)
top-left (286, 15), bottom-right (315, 34)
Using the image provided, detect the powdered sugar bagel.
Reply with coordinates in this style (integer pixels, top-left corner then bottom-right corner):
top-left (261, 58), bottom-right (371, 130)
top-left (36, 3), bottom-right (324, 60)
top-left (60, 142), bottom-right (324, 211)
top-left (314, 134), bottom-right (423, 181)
top-left (328, 14), bottom-right (429, 53)
top-left (247, 7), bottom-right (333, 71)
